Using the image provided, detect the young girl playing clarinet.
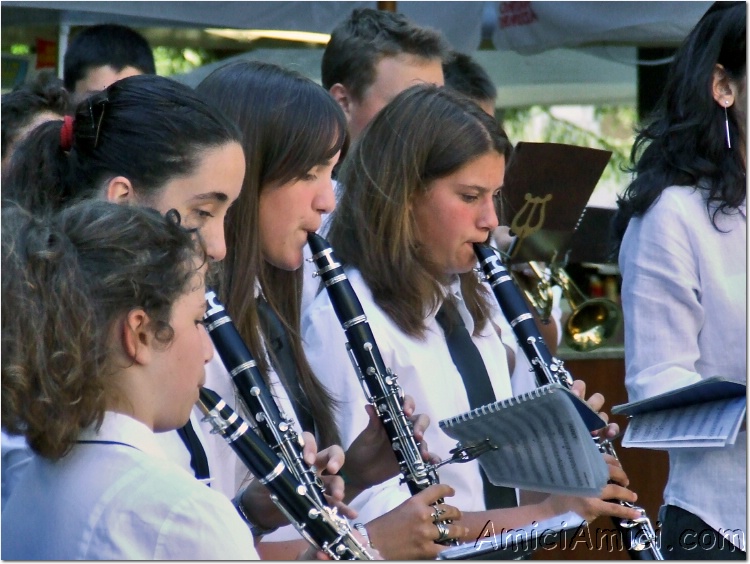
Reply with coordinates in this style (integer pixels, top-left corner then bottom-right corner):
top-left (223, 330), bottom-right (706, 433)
top-left (1, 201), bottom-right (258, 559)
top-left (302, 84), bottom-right (643, 542)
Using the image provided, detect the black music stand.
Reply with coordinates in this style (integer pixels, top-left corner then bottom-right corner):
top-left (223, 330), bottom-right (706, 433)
top-left (564, 206), bottom-right (618, 264)
top-left (500, 142), bottom-right (611, 264)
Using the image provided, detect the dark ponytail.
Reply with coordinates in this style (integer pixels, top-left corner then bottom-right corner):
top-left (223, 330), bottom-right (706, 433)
top-left (2, 74), bottom-right (241, 214)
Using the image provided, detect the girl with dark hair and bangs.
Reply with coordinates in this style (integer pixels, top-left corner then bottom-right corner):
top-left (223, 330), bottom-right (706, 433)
top-left (1, 73), bottom-right (248, 510)
top-left (197, 60), bottom-right (465, 560)
top-left (614, 2), bottom-right (746, 558)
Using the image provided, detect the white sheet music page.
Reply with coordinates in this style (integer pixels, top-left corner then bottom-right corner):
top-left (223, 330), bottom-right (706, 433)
top-left (622, 397), bottom-right (747, 449)
top-left (440, 385), bottom-right (609, 496)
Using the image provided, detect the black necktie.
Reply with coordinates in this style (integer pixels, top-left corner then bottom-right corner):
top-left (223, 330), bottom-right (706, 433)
top-left (177, 421), bottom-right (210, 482)
top-left (256, 297), bottom-right (316, 435)
top-left (435, 300), bottom-right (518, 509)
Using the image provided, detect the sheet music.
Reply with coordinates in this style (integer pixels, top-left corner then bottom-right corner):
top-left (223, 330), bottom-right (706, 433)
top-left (612, 376), bottom-right (746, 416)
top-left (622, 397), bottom-right (747, 449)
top-left (440, 386), bottom-right (608, 496)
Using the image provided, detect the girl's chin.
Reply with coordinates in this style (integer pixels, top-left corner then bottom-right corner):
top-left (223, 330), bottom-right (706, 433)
top-left (267, 255), bottom-right (304, 272)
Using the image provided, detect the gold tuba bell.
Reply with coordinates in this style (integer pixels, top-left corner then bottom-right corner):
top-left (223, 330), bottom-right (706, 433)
top-left (551, 267), bottom-right (621, 352)
top-left (511, 261), bottom-right (621, 352)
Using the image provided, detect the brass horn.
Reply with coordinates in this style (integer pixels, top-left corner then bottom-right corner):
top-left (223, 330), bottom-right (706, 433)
top-left (514, 261), bottom-right (555, 322)
top-left (507, 260), bottom-right (621, 352)
top-left (551, 267), bottom-right (621, 352)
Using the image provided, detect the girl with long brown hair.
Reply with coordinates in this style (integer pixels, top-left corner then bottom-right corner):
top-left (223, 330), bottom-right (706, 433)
top-left (303, 84), bottom-right (644, 544)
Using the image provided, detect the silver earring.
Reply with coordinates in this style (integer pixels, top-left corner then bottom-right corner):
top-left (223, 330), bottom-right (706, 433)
top-left (724, 101), bottom-right (732, 149)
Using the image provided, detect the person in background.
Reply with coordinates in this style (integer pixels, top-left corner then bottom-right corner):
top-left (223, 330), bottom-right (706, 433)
top-left (303, 7), bottom-right (451, 312)
top-left (304, 84), bottom-right (642, 543)
top-left (63, 23), bottom-right (155, 104)
top-left (1, 70), bottom-right (70, 173)
top-left (322, 7), bottom-right (448, 143)
top-left (1, 70), bottom-right (69, 491)
top-left (443, 51), bottom-right (497, 117)
top-left (1, 201), bottom-right (259, 559)
top-left (196, 60), bottom-right (465, 560)
top-left (613, 2), bottom-right (746, 558)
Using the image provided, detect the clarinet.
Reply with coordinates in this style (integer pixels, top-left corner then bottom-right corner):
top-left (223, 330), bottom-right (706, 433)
top-left (307, 232), bottom-right (491, 545)
top-left (473, 243), bottom-right (663, 561)
top-left (197, 388), bottom-right (373, 560)
top-left (203, 289), bottom-right (327, 509)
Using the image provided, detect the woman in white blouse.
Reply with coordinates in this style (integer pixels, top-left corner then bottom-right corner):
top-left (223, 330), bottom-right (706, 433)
top-left (614, 2), bottom-right (746, 558)
top-left (196, 61), bottom-right (464, 560)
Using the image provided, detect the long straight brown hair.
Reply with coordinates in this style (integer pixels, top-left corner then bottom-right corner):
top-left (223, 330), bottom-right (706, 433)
top-left (329, 84), bottom-right (513, 338)
top-left (196, 61), bottom-right (347, 448)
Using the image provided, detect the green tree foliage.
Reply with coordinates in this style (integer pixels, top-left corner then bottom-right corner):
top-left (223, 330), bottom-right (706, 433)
top-left (153, 46), bottom-right (218, 76)
top-left (502, 105), bottom-right (637, 190)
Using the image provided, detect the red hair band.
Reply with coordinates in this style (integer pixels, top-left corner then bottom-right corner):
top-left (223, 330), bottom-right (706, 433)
top-left (59, 115), bottom-right (74, 151)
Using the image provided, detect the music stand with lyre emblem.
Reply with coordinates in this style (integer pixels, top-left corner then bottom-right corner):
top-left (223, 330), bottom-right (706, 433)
top-left (499, 142), bottom-right (612, 265)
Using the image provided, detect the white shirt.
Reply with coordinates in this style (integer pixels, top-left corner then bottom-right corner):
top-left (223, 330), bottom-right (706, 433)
top-left (302, 268), bottom-right (514, 513)
top-left (1, 430), bottom-right (33, 511)
top-left (619, 185), bottom-right (746, 550)
top-left (1, 412), bottom-right (258, 560)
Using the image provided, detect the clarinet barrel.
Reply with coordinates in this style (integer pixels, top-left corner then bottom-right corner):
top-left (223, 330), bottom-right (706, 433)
top-left (473, 244), bottom-right (663, 561)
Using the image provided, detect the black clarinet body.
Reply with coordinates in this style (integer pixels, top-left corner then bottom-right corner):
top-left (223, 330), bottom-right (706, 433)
top-left (307, 232), bottom-right (438, 496)
top-left (308, 232), bottom-right (464, 546)
top-left (203, 289), bottom-right (326, 508)
top-left (473, 243), bottom-right (663, 561)
top-left (197, 388), bottom-right (373, 560)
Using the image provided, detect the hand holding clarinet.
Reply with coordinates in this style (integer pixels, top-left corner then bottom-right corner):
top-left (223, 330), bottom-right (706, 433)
top-left (474, 243), bottom-right (663, 560)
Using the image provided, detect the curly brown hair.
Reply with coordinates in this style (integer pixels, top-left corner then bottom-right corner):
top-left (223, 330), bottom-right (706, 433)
top-left (1, 200), bottom-right (206, 460)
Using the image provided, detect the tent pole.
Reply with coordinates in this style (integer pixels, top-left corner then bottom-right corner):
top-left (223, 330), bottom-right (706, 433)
top-left (57, 23), bottom-right (70, 79)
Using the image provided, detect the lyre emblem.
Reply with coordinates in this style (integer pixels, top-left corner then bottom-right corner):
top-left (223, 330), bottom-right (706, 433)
top-left (510, 193), bottom-right (552, 257)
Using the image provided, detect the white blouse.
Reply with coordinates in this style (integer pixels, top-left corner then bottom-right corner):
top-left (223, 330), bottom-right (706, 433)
top-left (619, 185), bottom-right (746, 549)
top-left (2, 412), bottom-right (258, 560)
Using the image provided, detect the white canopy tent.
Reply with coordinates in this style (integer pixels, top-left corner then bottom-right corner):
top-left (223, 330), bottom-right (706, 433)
top-left (490, 1), bottom-right (710, 54)
top-left (2, 1), bottom-right (711, 107)
top-left (2, 1), bottom-right (710, 53)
